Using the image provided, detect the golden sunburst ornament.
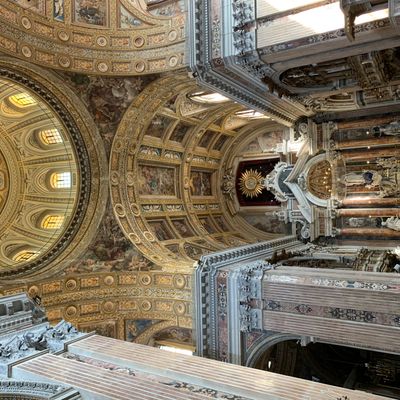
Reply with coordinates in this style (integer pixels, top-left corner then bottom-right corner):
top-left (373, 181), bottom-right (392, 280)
top-left (238, 169), bottom-right (264, 198)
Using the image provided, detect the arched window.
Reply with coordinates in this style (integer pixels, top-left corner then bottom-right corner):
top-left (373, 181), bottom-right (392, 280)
top-left (8, 92), bottom-right (37, 107)
top-left (13, 251), bottom-right (38, 262)
top-left (40, 128), bottom-right (63, 145)
top-left (41, 215), bottom-right (64, 229)
top-left (189, 91), bottom-right (230, 104)
top-left (235, 110), bottom-right (269, 119)
top-left (50, 172), bottom-right (71, 189)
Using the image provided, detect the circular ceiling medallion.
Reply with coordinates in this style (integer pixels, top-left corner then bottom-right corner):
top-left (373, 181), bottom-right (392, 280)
top-left (58, 56), bottom-right (71, 68)
top-left (96, 36), bottom-right (108, 47)
top-left (134, 61), bottom-right (146, 73)
top-left (58, 31), bottom-right (70, 41)
top-left (133, 36), bottom-right (145, 48)
top-left (168, 30), bottom-right (178, 42)
top-left (97, 62), bottom-right (109, 73)
top-left (21, 46), bottom-right (32, 58)
top-left (21, 17), bottom-right (32, 30)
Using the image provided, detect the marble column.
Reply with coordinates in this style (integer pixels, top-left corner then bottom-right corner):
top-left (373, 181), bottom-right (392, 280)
top-left (336, 137), bottom-right (400, 150)
top-left (341, 148), bottom-right (399, 161)
top-left (337, 208), bottom-right (400, 217)
top-left (338, 227), bottom-right (400, 237)
top-left (337, 116), bottom-right (397, 129)
top-left (342, 197), bottom-right (400, 207)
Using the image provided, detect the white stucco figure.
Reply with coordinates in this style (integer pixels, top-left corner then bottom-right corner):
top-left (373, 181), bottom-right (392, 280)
top-left (376, 121), bottom-right (400, 136)
top-left (382, 217), bottom-right (400, 231)
top-left (343, 170), bottom-right (382, 188)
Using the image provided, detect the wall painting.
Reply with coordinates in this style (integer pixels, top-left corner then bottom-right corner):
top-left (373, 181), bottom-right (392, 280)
top-left (79, 320), bottom-right (117, 338)
top-left (125, 319), bottom-right (160, 342)
top-left (190, 171), bottom-right (212, 196)
top-left (74, 0), bottom-right (107, 26)
top-left (171, 219), bottom-right (195, 238)
top-left (138, 165), bottom-right (176, 196)
top-left (169, 122), bottom-right (192, 143)
top-left (148, 220), bottom-right (175, 241)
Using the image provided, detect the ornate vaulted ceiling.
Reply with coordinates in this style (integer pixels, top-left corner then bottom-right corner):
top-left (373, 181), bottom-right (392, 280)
top-left (1, 0), bottom-right (399, 349)
top-left (0, 56), bottom-right (289, 342)
top-left (0, 0), bottom-right (185, 75)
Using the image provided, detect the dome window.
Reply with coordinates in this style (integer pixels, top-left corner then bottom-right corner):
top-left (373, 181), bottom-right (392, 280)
top-left (8, 92), bottom-right (37, 107)
top-left (50, 172), bottom-right (71, 189)
top-left (41, 215), bottom-right (64, 229)
top-left (13, 251), bottom-right (39, 262)
top-left (40, 128), bottom-right (63, 145)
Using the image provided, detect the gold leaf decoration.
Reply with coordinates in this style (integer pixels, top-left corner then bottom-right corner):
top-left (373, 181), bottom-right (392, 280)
top-left (238, 169), bottom-right (264, 198)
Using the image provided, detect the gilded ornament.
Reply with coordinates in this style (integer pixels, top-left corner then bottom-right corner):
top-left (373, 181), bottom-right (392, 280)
top-left (102, 301), bottom-right (115, 313)
top-left (21, 46), bottom-right (32, 58)
top-left (173, 274), bottom-right (186, 289)
top-left (21, 17), bottom-right (32, 29)
top-left (126, 172), bottom-right (135, 186)
top-left (65, 279), bottom-right (77, 291)
top-left (114, 203), bottom-right (125, 217)
top-left (65, 305), bottom-right (77, 317)
top-left (134, 61), bottom-right (146, 73)
top-left (133, 36), bottom-right (145, 47)
top-left (168, 30), bottom-right (178, 42)
top-left (141, 300), bottom-right (152, 311)
top-left (238, 169), bottom-right (264, 198)
top-left (97, 62), bottom-right (109, 72)
top-left (128, 232), bottom-right (141, 244)
top-left (174, 301), bottom-right (186, 315)
top-left (96, 36), bottom-right (107, 47)
top-left (143, 231), bottom-right (155, 241)
top-left (57, 31), bottom-right (70, 41)
top-left (58, 56), bottom-right (71, 68)
top-left (169, 56), bottom-right (178, 67)
top-left (28, 285), bottom-right (39, 297)
top-left (140, 274), bottom-right (152, 286)
top-left (110, 171), bottom-right (120, 185)
top-left (103, 275), bottom-right (114, 286)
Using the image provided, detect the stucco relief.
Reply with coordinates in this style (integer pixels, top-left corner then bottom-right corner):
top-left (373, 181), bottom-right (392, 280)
top-left (0, 0), bottom-right (185, 75)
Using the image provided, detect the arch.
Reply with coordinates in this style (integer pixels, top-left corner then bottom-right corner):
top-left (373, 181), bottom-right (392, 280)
top-left (246, 333), bottom-right (302, 368)
top-left (301, 153), bottom-right (330, 207)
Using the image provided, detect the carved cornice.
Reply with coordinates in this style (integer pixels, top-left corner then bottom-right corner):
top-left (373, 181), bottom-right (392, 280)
top-left (187, 0), bottom-right (308, 125)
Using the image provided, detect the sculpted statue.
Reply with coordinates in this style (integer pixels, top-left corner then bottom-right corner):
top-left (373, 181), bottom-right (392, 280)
top-left (374, 121), bottom-right (400, 136)
top-left (382, 217), bottom-right (400, 232)
top-left (222, 169), bottom-right (235, 198)
top-left (343, 170), bottom-right (382, 188)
